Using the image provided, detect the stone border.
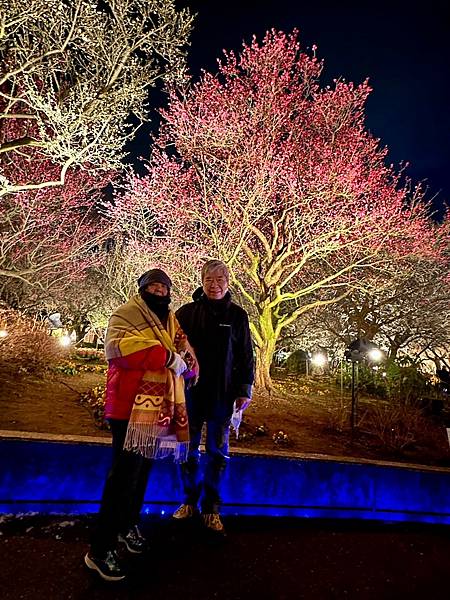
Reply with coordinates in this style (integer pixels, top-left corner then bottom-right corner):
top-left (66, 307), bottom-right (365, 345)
top-left (1, 428), bottom-right (449, 473)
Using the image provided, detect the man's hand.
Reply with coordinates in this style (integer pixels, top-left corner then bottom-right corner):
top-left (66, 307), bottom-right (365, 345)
top-left (234, 397), bottom-right (251, 411)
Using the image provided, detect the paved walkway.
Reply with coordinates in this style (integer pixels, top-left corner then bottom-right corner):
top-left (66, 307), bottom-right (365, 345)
top-left (1, 514), bottom-right (449, 599)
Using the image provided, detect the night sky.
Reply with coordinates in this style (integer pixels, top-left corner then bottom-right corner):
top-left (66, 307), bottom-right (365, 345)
top-left (142, 0), bottom-right (450, 219)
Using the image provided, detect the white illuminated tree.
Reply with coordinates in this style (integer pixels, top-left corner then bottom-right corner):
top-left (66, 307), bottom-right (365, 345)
top-left (0, 0), bottom-right (193, 197)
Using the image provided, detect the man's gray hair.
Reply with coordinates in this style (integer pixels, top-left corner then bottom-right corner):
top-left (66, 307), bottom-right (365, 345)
top-left (201, 259), bottom-right (229, 281)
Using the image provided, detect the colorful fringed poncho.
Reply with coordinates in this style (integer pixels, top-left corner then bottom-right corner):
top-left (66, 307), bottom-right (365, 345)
top-left (105, 294), bottom-right (190, 462)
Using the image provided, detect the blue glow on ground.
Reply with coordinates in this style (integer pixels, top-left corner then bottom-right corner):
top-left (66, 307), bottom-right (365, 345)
top-left (1, 439), bottom-right (449, 524)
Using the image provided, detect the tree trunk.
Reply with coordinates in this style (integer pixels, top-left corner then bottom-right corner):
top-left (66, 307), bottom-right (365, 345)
top-left (255, 348), bottom-right (273, 390)
top-left (253, 306), bottom-right (278, 392)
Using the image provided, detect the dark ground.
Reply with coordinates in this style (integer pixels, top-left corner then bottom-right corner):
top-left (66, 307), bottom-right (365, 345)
top-left (2, 371), bottom-right (449, 467)
top-left (1, 514), bottom-right (449, 600)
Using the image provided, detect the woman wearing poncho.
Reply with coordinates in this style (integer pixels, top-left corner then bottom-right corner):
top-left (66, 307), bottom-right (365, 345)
top-left (85, 269), bottom-right (198, 582)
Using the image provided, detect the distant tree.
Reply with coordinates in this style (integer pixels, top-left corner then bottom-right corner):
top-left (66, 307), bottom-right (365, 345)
top-left (0, 153), bottom-right (112, 299)
top-left (298, 224), bottom-right (450, 367)
top-left (104, 176), bottom-right (204, 307)
top-left (46, 268), bottom-right (114, 343)
top-left (118, 30), bottom-right (439, 389)
top-left (337, 270), bottom-right (450, 361)
top-left (0, 0), bottom-right (193, 197)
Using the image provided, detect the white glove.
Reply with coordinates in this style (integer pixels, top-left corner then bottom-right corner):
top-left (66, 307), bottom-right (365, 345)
top-left (231, 401), bottom-right (243, 439)
top-left (166, 352), bottom-right (188, 377)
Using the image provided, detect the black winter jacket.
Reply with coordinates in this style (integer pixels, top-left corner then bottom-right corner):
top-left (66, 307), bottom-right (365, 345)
top-left (176, 288), bottom-right (254, 418)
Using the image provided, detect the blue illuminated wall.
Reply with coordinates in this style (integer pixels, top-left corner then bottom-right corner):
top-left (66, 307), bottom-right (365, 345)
top-left (1, 438), bottom-right (450, 524)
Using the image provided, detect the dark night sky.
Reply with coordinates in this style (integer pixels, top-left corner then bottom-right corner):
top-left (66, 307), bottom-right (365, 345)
top-left (142, 0), bottom-right (450, 219)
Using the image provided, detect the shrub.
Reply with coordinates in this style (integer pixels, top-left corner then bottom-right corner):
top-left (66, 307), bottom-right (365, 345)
top-left (383, 361), bottom-right (436, 406)
top-left (337, 362), bottom-right (388, 398)
top-left (337, 359), bottom-right (440, 406)
top-left (326, 397), bottom-right (350, 433)
top-left (286, 350), bottom-right (308, 374)
top-left (79, 384), bottom-right (108, 430)
top-left (0, 307), bottom-right (66, 376)
top-left (362, 402), bottom-right (429, 453)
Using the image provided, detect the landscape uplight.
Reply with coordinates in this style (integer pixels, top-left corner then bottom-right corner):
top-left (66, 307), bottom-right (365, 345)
top-left (311, 352), bottom-right (327, 367)
top-left (367, 348), bottom-right (383, 363)
top-left (59, 335), bottom-right (72, 347)
top-left (0, 329), bottom-right (8, 338)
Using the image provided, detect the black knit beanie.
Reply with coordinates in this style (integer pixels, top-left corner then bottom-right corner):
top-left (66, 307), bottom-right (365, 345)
top-left (137, 268), bottom-right (172, 291)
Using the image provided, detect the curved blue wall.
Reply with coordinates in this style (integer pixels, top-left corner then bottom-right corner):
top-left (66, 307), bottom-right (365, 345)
top-left (1, 438), bottom-right (450, 524)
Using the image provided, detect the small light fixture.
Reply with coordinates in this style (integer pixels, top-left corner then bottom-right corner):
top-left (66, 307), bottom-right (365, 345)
top-left (0, 329), bottom-right (8, 338)
top-left (311, 352), bottom-right (327, 367)
top-left (367, 348), bottom-right (383, 363)
top-left (59, 335), bottom-right (72, 347)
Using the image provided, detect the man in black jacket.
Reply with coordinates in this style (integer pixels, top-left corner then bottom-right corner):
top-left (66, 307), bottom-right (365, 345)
top-left (173, 259), bottom-right (254, 533)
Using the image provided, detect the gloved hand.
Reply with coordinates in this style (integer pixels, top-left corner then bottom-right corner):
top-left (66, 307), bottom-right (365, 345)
top-left (166, 352), bottom-right (188, 377)
top-left (231, 402), bottom-right (243, 440)
top-left (234, 397), bottom-right (251, 411)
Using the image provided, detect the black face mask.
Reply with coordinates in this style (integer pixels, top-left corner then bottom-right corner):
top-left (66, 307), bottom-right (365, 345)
top-left (139, 290), bottom-right (171, 319)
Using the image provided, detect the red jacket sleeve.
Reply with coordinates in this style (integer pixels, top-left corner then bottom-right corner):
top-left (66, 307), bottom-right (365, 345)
top-left (110, 345), bottom-right (168, 371)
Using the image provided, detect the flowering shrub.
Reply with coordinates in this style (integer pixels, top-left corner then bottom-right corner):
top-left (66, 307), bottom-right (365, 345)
top-left (54, 360), bottom-right (107, 375)
top-left (0, 307), bottom-right (65, 376)
top-left (73, 347), bottom-right (105, 361)
top-left (272, 430), bottom-right (290, 445)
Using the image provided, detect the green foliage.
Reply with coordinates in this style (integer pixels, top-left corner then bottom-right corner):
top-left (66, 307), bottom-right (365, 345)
top-left (383, 360), bottom-right (436, 405)
top-left (54, 359), bottom-right (107, 376)
top-left (338, 359), bottom-right (439, 405)
top-left (54, 361), bottom-right (79, 376)
top-left (285, 350), bottom-right (308, 374)
top-left (54, 347), bottom-right (107, 375)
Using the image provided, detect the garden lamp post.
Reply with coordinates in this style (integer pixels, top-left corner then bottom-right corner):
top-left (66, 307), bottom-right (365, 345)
top-left (344, 339), bottom-right (383, 434)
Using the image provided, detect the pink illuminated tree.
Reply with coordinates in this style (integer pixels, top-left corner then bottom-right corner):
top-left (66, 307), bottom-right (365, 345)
top-left (114, 30), bottom-right (442, 389)
top-left (0, 141), bottom-right (113, 307)
top-left (104, 169), bottom-right (204, 307)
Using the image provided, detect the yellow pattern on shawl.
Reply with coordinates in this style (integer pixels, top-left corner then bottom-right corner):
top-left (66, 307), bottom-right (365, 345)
top-left (105, 294), bottom-right (189, 461)
top-left (105, 294), bottom-right (177, 360)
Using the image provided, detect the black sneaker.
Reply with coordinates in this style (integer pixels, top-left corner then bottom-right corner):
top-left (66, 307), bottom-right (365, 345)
top-left (118, 525), bottom-right (147, 554)
top-left (84, 550), bottom-right (126, 582)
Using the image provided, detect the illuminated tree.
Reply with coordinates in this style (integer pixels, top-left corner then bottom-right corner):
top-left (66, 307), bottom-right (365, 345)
top-left (307, 217), bottom-right (450, 365)
top-left (0, 0), bottom-right (193, 197)
top-left (0, 151), bottom-right (112, 302)
top-left (104, 174), bottom-right (204, 307)
top-left (117, 30), bottom-right (440, 389)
